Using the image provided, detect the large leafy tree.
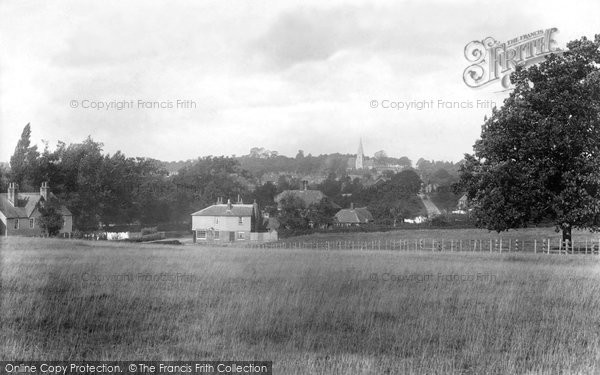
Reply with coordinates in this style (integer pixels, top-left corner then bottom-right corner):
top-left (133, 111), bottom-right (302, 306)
top-left (277, 194), bottom-right (308, 230)
top-left (458, 35), bottom-right (600, 243)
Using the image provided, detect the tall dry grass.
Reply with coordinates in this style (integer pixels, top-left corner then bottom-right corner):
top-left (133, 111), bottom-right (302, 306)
top-left (1, 237), bottom-right (599, 374)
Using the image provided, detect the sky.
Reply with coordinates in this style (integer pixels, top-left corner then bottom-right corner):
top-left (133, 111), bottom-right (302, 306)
top-left (1, 0), bottom-right (599, 163)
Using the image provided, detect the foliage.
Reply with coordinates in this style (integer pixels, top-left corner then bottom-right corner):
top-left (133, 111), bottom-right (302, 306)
top-left (353, 169), bottom-right (425, 222)
top-left (306, 198), bottom-right (339, 229)
top-left (37, 196), bottom-right (64, 236)
top-left (429, 191), bottom-right (461, 212)
top-left (277, 194), bottom-right (308, 230)
top-left (458, 35), bottom-right (600, 242)
top-left (9, 123), bottom-right (39, 189)
top-left (253, 182), bottom-right (277, 214)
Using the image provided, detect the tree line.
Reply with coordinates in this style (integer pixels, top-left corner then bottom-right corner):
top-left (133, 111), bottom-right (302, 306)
top-left (2, 125), bottom-right (431, 232)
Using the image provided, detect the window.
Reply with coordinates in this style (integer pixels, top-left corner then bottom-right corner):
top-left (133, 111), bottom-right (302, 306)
top-left (238, 217), bottom-right (243, 225)
top-left (214, 217), bottom-right (219, 224)
top-left (214, 231), bottom-right (220, 240)
top-left (14, 219), bottom-right (19, 230)
top-left (30, 218), bottom-right (34, 229)
top-left (237, 231), bottom-right (245, 240)
top-left (196, 230), bottom-right (207, 240)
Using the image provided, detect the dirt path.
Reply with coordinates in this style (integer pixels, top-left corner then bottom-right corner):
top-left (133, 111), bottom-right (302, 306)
top-left (419, 194), bottom-right (441, 217)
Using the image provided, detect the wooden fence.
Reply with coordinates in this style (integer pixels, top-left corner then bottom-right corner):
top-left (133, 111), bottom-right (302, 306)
top-left (248, 238), bottom-right (600, 255)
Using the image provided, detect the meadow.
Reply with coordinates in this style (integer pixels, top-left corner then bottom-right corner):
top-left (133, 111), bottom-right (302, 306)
top-left (1, 236), bottom-right (600, 374)
top-left (282, 226), bottom-right (600, 244)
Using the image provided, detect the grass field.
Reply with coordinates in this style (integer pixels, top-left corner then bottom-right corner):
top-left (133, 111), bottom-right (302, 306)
top-left (2, 237), bottom-right (600, 374)
top-left (281, 226), bottom-right (600, 244)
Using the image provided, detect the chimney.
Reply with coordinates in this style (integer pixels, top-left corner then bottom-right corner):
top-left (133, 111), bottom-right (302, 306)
top-left (302, 180), bottom-right (308, 191)
top-left (40, 181), bottom-right (49, 200)
top-left (227, 198), bottom-right (232, 211)
top-left (237, 194), bottom-right (243, 204)
top-left (7, 182), bottom-right (18, 206)
top-left (350, 202), bottom-right (354, 210)
top-left (217, 197), bottom-right (222, 204)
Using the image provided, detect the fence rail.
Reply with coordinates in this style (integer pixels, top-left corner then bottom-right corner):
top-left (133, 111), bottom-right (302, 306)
top-left (247, 238), bottom-right (600, 255)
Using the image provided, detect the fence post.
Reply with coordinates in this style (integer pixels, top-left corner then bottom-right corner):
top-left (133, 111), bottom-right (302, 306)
top-left (499, 238), bottom-right (502, 253)
top-left (534, 239), bottom-right (537, 254)
top-left (559, 239), bottom-right (562, 253)
top-left (515, 239), bottom-right (519, 252)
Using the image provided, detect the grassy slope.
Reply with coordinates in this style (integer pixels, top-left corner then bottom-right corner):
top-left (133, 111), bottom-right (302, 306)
top-left (1, 237), bottom-right (600, 374)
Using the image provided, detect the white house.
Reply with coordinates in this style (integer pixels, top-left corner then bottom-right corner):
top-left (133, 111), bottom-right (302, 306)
top-left (191, 198), bottom-right (276, 243)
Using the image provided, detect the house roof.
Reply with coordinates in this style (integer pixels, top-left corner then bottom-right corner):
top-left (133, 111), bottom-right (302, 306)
top-left (275, 190), bottom-right (340, 208)
top-left (0, 192), bottom-right (72, 219)
top-left (335, 207), bottom-right (374, 223)
top-left (191, 203), bottom-right (254, 217)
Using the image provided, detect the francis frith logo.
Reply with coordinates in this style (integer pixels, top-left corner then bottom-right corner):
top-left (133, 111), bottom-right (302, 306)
top-left (463, 28), bottom-right (560, 89)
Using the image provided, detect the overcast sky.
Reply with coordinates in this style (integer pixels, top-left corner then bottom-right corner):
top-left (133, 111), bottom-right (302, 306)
top-left (1, 0), bottom-right (599, 163)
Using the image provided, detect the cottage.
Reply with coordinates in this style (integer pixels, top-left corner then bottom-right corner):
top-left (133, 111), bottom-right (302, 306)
top-left (335, 203), bottom-right (374, 226)
top-left (191, 198), bottom-right (277, 243)
top-left (0, 182), bottom-right (73, 237)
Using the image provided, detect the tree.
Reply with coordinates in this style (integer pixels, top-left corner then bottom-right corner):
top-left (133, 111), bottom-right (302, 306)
top-left (38, 196), bottom-right (64, 236)
top-left (10, 123), bottom-right (39, 189)
top-left (306, 198), bottom-right (338, 229)
top-left (398, 156), bottom-right (412, 169)
top-left (374, 150), bottom-right (388, 160)
top-left (458, 35), bottom-right (600, 244)
top-left (253, 181), bottom-right (277, 211)
top-left (0, 162), bottom-right (9, 192)
top-left (277, 194), bottom-right (308, 230)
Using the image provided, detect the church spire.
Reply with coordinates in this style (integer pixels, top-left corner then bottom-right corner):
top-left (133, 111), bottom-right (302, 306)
top-left (355, 138), bottom-right (364, 169)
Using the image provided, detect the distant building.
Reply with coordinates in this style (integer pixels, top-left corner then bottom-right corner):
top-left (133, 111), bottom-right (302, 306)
top-left (0, 182), bottom-right (73, 237)
top-left (191, 198), bottom-right (277, 242)
top-left (424, 183), bottom-right (440, 193)
top-left (335, 203), bottom-right (374, 226)
top-left (457, 194), bottom-right (468, 210)
top-left (450, 194), bottom-right (470, 214)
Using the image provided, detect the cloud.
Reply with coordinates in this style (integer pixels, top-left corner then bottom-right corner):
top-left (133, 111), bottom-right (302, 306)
top-left (2, 0), bottom-right (599, 163)
top-left (250, 2), bottom-right (537, 71)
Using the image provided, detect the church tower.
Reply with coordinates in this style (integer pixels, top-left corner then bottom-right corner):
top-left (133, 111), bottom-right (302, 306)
top-left (355, 139), bottom-right (364, 169)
